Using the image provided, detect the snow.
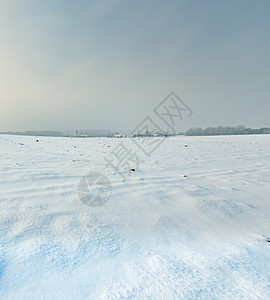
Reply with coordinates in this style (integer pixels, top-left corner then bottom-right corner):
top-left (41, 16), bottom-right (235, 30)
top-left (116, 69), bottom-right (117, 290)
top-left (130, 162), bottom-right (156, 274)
top-left (0, 134), bottom-right (270, 299)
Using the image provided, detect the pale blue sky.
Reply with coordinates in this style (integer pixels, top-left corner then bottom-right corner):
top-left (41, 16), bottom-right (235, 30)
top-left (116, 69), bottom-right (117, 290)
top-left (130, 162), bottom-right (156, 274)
top-left (0, 0), bottom-right (269, 131)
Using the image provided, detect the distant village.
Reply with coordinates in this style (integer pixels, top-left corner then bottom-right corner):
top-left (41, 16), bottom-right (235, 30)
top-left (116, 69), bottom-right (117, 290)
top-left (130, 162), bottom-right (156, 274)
top-left (1, 126), bottom-right (270, 138)
top-left (108, 131), bottom-right (184, 139)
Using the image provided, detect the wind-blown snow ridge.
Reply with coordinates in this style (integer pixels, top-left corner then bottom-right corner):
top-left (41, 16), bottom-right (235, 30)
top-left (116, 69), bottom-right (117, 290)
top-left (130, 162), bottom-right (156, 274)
top-left (0, 134), bottom-right (270, 299)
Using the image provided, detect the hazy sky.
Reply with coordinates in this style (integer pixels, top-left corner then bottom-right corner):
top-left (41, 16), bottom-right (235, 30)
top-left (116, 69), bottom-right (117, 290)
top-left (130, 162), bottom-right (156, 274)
top-left (0, 0), bottom-right (269, 131)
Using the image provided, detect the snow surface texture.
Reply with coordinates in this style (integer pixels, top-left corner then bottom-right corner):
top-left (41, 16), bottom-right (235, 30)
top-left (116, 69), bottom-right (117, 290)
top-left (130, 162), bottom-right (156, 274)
top-left (0, 134), bottom-right (270, 299)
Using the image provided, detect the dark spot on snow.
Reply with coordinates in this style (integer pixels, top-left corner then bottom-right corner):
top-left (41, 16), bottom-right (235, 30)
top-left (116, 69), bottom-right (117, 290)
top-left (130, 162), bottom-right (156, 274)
top-left (130, 169), bottom-right (135, 172)
top-left (36, 139), bottom-right (39, 142)
top-left (184, 144), bottom-right (189, 147)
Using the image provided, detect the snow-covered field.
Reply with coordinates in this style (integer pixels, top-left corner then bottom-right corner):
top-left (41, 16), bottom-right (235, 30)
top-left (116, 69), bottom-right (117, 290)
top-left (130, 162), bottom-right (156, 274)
top-left (0, 134), bottom-right (270, 299)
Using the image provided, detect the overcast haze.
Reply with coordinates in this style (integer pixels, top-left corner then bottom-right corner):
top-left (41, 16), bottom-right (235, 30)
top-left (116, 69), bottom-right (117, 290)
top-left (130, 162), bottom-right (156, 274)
top-left (0, 0), bottom-right (269, 132)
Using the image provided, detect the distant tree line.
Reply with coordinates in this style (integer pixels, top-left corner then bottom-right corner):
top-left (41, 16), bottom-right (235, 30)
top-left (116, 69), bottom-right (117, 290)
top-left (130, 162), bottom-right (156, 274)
top-left (0, 130), bottom-right (64, 137)
top-left (2, 126), bottom-right (270, 138)
top-left (185, 126), bottom-right (270, 136)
